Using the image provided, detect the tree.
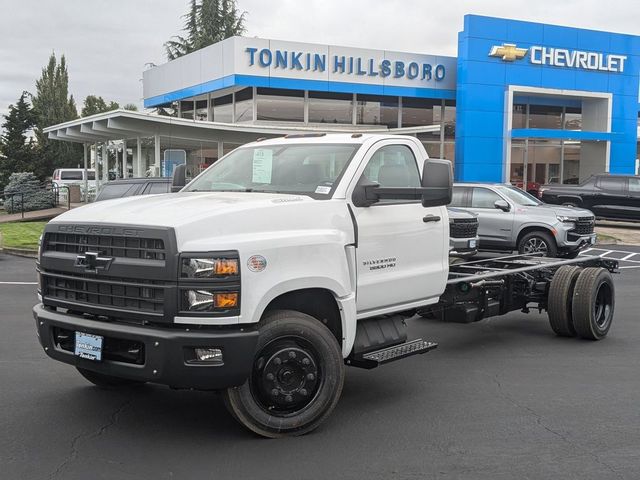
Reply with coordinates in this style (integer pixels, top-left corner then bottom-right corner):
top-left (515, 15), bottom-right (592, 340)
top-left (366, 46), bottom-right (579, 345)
top-left (3, 172), bottom-right (55, 213)
top-left (165, 0), bottom-right (246, 60)
top-left (31, 53), bottom-right (82, 179)
top-left (81, 95), bottom-right (119, 117)
top-left (0, 92), bottom-right (36, 189)
top-left (123, 103), bottom-right (138, 111)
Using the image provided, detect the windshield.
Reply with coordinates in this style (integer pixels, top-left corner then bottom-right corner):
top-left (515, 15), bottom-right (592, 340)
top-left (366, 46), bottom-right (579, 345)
top-left (184, 143), bottom-right (360, 198)
top-left (498, 186), bottom-right (542, 206)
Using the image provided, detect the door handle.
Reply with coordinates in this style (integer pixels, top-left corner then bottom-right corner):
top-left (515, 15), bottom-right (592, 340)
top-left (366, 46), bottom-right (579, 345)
top-left (423, 215), bottom-right (441, 223)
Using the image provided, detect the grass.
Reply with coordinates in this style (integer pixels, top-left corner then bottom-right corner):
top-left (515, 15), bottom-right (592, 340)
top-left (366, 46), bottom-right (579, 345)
top-left (596, 232), bottom-right (620, 245)
top-left (0, 221), bottom-right (47, 250)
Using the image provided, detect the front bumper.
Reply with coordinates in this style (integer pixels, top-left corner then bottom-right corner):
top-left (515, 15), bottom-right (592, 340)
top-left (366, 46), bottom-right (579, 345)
top-left (33, 303), bottom-right (258, 390)
top-left (449, 236), bottom-right (479, 258)
top-left (556, 226), bottom-right (596, 252)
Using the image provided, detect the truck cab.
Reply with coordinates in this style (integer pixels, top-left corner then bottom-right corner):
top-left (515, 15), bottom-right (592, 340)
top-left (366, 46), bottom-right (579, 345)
top-left (34, 134), bottom-right (452, 437)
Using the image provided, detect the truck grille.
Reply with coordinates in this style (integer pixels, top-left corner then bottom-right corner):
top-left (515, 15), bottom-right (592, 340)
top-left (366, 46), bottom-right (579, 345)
top-left (42, 271), bottom-right (165, 314)
top-left (450, 218), bottom-right (479, 238)
top-left (572, 217), bottom-right (595, 235)
top-left (43, 232), bottom-right (166, 260)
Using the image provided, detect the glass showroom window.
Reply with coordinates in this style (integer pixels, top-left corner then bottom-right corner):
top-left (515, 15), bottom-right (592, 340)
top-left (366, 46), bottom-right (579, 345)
top-left (195, 100), bottom-right (208, 121)
top-left (443, 100), bottom-right (456, 140)
top-left (512, 103), bottom-right (527, 129)
top-left (213, 94), bottom-right (233, 123)
top-left (402, 98), bottom-right (440, 129)
top-left (308, 91), bottom-right (353, 124)
top-left (235, 88), bottom-right (254, 122)
top-left (564, 106), bottom-right (582, 130)
top-left (180, 101), bottom-right (194, 120)
top-left (563, 142), bottom-right (580, 184)
top-left (256, 88), bottom-right (304, 122)
top-left (529, 105), bottom-right (563, 129)
top-left (356, 95), bottom-right (398, 128)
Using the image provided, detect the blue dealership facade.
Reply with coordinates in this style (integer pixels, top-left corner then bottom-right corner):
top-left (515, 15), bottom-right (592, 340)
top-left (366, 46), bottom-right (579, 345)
top-left (141, 15), bottom-right (640, 185)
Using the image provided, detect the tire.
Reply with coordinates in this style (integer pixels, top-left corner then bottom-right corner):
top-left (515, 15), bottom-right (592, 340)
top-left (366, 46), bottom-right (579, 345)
top-left (76, 367), bottom-right (145, 388)
top-left (223, 310), bottom-right (345, 438)
top-left (547, 266), bottom-right (581, 337)
top-left (572, 267), bottom-right (615, 340)
top-left (518, 230), bottom-right (558, 257)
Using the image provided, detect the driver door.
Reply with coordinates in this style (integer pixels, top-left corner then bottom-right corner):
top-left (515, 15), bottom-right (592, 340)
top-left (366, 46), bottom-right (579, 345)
top-left (348, 140), bottom-right (448, 315)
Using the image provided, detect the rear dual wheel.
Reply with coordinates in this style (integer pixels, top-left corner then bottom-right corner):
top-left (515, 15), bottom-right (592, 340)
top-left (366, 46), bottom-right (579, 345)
top-left (223, 310), bottom-right (345, 438)
top-left (547, 266), bottom-right (614, 340)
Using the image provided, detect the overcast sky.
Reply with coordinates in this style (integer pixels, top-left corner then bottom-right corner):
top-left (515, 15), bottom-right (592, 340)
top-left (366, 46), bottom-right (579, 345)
top-left (1, 0), bottom-right (639, 119)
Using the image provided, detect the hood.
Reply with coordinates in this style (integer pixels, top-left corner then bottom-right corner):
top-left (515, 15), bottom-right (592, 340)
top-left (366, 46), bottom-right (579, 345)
top-left (518, 203), bottom-right (593, 218)
top-left (50, 191), bottom-right (315, 227)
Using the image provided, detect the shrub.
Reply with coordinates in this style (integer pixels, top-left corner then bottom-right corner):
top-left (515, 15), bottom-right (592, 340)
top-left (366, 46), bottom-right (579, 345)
top-left (3, 172), bottom-right (55, 214)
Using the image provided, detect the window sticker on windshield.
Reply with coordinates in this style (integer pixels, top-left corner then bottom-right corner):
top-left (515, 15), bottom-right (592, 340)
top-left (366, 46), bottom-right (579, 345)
top-left (315, 185), bottom-right (331, 194)
top-left (252, 149), bottom-right (273, 183)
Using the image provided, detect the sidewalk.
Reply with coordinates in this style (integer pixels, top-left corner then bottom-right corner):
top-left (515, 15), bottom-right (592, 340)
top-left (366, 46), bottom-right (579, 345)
top-left (0, 207), bottom-right (68, 223)
top-left (595, 220), bottom-right (640, 246)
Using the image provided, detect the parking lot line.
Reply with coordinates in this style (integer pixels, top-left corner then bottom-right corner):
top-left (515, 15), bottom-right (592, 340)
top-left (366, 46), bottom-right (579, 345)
top-left (0, 281), bottom-right (37, 285)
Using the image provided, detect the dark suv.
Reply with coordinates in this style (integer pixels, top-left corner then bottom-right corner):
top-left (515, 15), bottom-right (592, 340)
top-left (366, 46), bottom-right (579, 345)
top-left (539, 174), bottom-right (640, 222)
top-left (94, 178), bottom-right (172, 202)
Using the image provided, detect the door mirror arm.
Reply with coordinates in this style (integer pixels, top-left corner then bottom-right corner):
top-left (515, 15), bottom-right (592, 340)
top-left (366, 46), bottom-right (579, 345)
top-left (494, 199), bottom-right (511, 212)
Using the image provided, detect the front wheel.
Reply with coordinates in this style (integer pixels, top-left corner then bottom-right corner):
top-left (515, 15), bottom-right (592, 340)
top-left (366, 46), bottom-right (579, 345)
top-left (223, 310), bottom-right (345, 438)
top-left (518, 231), bottom-right (558, 257)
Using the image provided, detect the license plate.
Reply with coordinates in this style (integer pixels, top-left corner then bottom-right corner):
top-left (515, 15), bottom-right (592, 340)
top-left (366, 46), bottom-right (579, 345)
top-left (75, 332), bottom-right (103, 361)
top-left (469, 239), bottom-right (477, 248)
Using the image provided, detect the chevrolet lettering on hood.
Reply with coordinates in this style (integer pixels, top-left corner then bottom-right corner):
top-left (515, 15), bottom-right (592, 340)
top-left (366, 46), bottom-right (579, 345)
top-left (57, 225), bottom-right (145, 237)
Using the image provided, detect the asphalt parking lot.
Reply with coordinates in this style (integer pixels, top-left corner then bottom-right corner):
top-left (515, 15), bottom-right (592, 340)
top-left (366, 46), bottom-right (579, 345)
top-left (2, 249), bottom-right (640, 480)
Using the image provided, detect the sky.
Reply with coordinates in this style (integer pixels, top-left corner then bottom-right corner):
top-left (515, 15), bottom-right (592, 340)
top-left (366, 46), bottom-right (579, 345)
top-left (1, 0), bottom-right (639, 120)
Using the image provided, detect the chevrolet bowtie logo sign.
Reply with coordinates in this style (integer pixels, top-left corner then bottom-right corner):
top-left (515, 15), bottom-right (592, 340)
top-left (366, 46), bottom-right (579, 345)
top-left (75, 251), bottom-right (113, 274)
top-left (489, 43), bottom-right (528, 62)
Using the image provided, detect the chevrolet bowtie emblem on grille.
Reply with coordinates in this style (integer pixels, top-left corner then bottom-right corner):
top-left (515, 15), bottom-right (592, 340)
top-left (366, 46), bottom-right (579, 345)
top-left (489, 43), bottom-right (528, 62)
top-left (75, 251), bottom-right (113, 274)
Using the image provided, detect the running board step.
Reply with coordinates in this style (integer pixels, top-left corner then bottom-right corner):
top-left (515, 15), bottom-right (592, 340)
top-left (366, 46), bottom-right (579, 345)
top-left (346, 339), bottom-right (438, 369)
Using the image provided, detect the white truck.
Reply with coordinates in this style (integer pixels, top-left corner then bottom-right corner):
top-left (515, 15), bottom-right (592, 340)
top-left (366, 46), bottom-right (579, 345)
top-left (33, 134), bottom-right (618, 438)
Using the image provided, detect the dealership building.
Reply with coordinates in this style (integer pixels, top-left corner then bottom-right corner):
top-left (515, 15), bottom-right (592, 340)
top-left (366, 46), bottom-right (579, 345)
top-left (46, 14), bottom-right (640, 187)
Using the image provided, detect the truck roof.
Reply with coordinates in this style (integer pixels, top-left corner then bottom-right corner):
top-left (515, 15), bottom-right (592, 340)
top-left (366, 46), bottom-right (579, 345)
top-left (249, 133), bottom-right (419, 147)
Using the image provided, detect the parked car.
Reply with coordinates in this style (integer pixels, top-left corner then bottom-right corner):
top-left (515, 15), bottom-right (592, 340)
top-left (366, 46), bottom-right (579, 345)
top-left (512, 180), bottom-right (541, 197)
top-left (451, 183), bottom-right (596, 257)
top-left (94, 178), bottom-right (172, 202)
top-left (539, 174), bottom-right (640, 222)
top-left (52, 169), bottom-right (96, 189)
top-left (447, 207), bottom-right (479, 259)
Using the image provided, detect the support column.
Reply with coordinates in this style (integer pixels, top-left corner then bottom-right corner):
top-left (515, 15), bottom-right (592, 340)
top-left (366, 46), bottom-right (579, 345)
top-left (154, 134), bottom-right (161, 177)
top-left (93, 143), bottom-right (98, 191)
top-left (217, 141), bottom-right (224, 161)
top-left (102, 144), bottom-right (108, 186)
top-left (83, 144), bottom-right (89, 204)
top-left (121, 139), bottom-right (127, 178)
top-left (136, 137), bottom-right (142, 177)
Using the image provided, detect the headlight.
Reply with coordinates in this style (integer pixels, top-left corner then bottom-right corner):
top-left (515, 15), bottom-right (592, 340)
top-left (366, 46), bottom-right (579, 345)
top-left (181, 257), bottom-right (239, 278)
top-left (37, 234), bottom-right (43, 258)
top-left (181, 290), bottom-right (239, 312)
top-left (556, 215), bottom-right (578, 223)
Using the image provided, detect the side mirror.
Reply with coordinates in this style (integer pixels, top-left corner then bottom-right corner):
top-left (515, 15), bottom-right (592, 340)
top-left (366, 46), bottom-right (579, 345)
top-left (421, 158), bottom-right (452, 207)
top-left (171, 164), bottom-right (186, 192)
top-left (494, 199), bottom-right (510, 212)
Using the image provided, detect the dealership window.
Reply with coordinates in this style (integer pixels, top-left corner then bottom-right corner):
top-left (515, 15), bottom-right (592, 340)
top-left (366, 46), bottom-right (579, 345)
top-left (256, 88), bottom-right (304, 122)
top-left (235, 88), bottom-right (254, 122)
top-left (529, 105), bottom-right (563, 129)
top-left (443, 100), bottom-right (455, 140)
top-left (562, 142), bottom-right (580, 184)
top-left (213, 94), bottom-right (233, 123)
top-left (442, 142), bottom-right (455, 162)
top-left (180, 101), bottom-right (194, 120)
top-left (356, 94), bottom-right (398, 128)
top-left (564, 106), bottom-right (582, 130)
top-left (402, 98), bottom-right (440, 129)
top-left (308, 91), bottom-right (353, 124)
top-left (195, 100), bottom-right (208, 121)
top-left (512, 104), bottom-right (527, 129)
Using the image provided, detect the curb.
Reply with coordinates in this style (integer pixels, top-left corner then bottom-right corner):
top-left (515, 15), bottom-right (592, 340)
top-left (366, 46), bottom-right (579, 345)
top-left (0, 247), bottom-right (38, 259)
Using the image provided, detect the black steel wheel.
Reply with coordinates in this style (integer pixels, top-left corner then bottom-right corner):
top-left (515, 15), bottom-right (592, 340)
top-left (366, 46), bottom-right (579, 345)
top-left (76, 367), bottom-right (145, 388)
top-left (223, 310), bottom-right (344, 438)
top-left (518, 230), bottom-right (558, 257)
top-left (572, 267), bottom-right (615, 340)
top-left (547, 265), bottom-right (581, 337)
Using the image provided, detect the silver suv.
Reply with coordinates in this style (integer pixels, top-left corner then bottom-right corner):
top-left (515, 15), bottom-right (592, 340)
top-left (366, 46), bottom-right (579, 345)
top-left (451, 183), bottom-right (596, 258)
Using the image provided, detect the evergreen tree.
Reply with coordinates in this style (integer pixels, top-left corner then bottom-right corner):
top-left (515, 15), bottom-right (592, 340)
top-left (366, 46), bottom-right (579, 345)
top-left (165, 0), bottom-right (246, 60)
top-left (0, 92), bottom-right (36, 190)
top-left (81, 95), bottom-right (120, 117)
top-left (31, 53), bottom-right (82, 179)
top-left (123, 103), bottom-right (138, 111)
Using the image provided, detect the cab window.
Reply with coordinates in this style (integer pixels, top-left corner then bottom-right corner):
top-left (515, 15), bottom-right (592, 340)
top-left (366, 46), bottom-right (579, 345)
top-left (363, 145), bottom-right (421, 188)
top-left (471, 187), bottom-right (502, 208)
top-left (596, 176), bottom-right (625, 193)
